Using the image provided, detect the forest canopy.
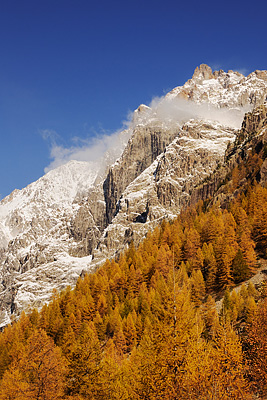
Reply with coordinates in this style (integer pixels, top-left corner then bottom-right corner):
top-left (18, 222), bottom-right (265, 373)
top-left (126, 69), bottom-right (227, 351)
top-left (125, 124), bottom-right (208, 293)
top-left (1, 178), bottom-right (267, 399)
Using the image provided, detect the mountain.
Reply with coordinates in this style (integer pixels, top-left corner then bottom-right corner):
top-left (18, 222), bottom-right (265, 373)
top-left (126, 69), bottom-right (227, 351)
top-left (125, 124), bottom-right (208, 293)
top-left (1, 64), bottom-right (267, 328)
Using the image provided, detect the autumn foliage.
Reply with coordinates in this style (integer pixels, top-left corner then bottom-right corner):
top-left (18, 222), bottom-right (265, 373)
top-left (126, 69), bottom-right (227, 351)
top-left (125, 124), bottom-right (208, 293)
top-left (0, 182), bottom-right (267, 398)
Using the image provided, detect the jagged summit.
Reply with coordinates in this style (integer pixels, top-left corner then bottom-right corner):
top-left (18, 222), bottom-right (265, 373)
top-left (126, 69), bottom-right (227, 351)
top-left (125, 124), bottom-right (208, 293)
top-left (191, 63), bottom-right (246, 83)
top-left (168, 64), bottom-right (267, 108)
top-left (132, 65), bottom-right (267, 133)
top-left (192, 64), bottom-right (214, 82)
top-left (1, 65), bottom-right (267, 327)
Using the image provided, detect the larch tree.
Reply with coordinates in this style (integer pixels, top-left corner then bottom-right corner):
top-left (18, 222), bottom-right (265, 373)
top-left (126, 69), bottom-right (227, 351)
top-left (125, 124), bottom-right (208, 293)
top-left (64, 324), bottom-right (102, 398)
top-left (0, 329), bottom-right (66, 400)
top-left (244, 298), bottom-right (267, 397)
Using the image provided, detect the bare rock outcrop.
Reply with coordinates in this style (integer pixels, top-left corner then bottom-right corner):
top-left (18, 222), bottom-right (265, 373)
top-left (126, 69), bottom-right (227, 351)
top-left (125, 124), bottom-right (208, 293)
top-left (192, 64), bottom-right (214, 82)
top-left (168, 64), bottom-right (267, 108)
top-left (236, 103), bottom-right (267, 145)
top-left (103, 123), bottom-right (179, 223)
top-left (69, 184), bottom-right (107, 257)
top-left (94, 120), bottom-right (236, 259)
top-left (1, 65), bottom-right (267, 328)
top-left (190, 103), bottom-right (267, 207)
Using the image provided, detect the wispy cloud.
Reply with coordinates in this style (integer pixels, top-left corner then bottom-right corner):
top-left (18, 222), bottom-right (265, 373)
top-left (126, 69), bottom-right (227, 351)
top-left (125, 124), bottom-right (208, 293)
top-left (210, 63), bottom-right (225, 72)
top-left (42, 88), bottom-right (250, 174)
top-left (236, 67), bottom-right (250, 76)
top-left (42, 121), bottom-right (132, 174)
top-left (40, 129), bottom-right (60, 146)
top-left (134, 96), bottom-right (250, 129)
top-left (209, 63), bottom-right (250, 77)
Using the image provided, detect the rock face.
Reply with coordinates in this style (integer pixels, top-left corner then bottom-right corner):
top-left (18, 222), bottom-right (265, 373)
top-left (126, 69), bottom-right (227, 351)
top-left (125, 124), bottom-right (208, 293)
top-left (0, 161), bottom-right (99, 326)
top-left (190, 103), bottom-right (267, 208)
top-left (168, 64), bottom-right (267, 107)
top-left (94, 120), bottom-right (236, 260)
top-left (192, 64), bottom-right (214, 82)
top-left (1, 64), bottom-right (267, 327)
top-left (103, 123), bottom-right (179, 224)
top-left (237, 103), bottom-right (267, 145)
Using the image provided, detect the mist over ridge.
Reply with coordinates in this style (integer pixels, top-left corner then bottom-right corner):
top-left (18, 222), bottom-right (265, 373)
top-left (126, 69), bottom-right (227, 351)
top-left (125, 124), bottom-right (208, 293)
top-left (44, 64), bottom-right (255, 175)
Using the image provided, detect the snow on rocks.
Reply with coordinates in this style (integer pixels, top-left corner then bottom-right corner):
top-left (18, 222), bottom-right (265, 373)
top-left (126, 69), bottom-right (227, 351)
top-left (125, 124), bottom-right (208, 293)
top-left (1, 65), bottom-right (267, 327)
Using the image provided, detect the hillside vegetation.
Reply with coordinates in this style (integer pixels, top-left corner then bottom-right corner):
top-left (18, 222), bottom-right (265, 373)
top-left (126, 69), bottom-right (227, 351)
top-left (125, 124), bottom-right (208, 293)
top-left (1, 114), bottom-right (267, 399)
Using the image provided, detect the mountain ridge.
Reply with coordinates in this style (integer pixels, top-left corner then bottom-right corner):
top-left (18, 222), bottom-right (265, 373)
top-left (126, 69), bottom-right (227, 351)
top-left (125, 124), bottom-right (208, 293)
top-left (1, 64), bottom-right (267, 327)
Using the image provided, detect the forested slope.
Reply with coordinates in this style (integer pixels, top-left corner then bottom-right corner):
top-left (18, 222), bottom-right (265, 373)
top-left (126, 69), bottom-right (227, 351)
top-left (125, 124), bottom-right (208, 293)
top-left (1, 97), bottom-right (267, 399)
top-left (1, 176), bottom-right (267, 398)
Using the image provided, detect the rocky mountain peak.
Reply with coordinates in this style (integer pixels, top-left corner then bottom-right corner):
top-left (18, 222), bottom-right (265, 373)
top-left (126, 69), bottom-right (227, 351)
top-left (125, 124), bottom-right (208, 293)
top-left (1, 66), bottom-right (267, 328)
top-left (132, 104), bottom-right (152, 127)
top-left (168, 65), bottom-right (267, 108)
top-left (192, 64), bottom-right (214, 82)
top-left (250, 70), bottom-right (267, 82)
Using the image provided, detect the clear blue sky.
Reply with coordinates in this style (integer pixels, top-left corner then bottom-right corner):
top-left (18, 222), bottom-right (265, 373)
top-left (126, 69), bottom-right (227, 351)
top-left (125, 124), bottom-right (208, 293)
top-left (0, 0), bottom-right (266, 198)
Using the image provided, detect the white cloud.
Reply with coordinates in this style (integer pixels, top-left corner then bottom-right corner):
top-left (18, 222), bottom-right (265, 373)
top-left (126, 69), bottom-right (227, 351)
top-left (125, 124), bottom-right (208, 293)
top-left (145, 96), bottom-right (250, 129)
top-left (236, 67), bottom-right (250, 76)
top-left (40, 129), bottom-right (60, 144)
top-left (43, 122), bottom-right (132, 174)
top-left (43, 93), bottom-right (250, 175)
top-left (209, 63), bottom-right (250, 77)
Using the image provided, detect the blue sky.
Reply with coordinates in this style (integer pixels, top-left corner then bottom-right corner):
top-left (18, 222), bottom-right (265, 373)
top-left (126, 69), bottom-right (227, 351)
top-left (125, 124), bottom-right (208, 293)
top-left (0, 0), bottom-right (267, 198)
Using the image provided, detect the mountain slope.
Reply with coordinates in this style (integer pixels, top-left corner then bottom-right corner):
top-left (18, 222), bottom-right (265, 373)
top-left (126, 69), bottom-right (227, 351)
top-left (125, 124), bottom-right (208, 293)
top-left (1, 64), bottom-right (267, 327)
top-left (95, 120), bottom-right (236, 260)
top-left (0, 161), bottom-right (99, 326)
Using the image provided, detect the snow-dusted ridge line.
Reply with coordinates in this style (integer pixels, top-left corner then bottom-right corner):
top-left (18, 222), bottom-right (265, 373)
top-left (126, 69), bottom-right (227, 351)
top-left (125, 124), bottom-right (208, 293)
top-left (1, 64), bottom-right (267, 328)
top-left (0, 160), bottom-right (99, 247)
top-left (1, 160), bottom-right (98, 208)
top-left (167, 65), bottom-right (267, 108)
